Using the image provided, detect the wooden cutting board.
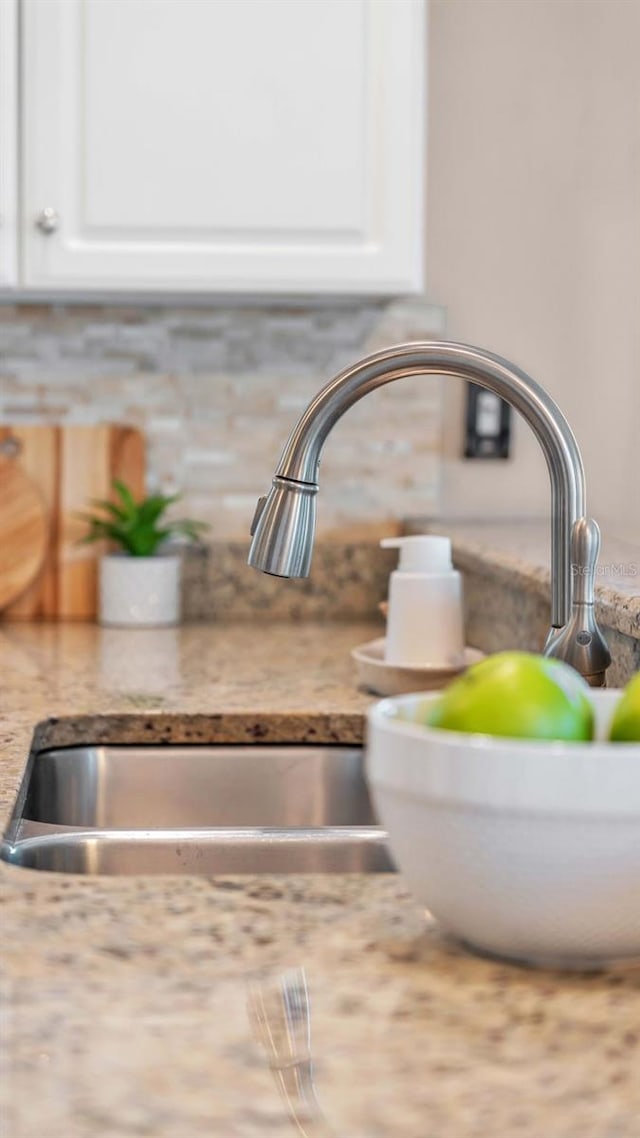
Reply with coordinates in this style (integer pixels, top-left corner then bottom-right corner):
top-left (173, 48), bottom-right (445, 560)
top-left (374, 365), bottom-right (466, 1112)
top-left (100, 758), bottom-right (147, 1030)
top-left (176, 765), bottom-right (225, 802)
top-left (0, 424), bottom-right (145, 620)
top-left (0, 449), bottom-right (49, 611)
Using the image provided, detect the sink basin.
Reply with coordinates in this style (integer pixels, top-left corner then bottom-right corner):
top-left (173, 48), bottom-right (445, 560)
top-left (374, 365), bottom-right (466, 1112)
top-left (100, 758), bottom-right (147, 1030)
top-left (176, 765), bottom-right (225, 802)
top-left (1, 744), bottom-right (393, 875)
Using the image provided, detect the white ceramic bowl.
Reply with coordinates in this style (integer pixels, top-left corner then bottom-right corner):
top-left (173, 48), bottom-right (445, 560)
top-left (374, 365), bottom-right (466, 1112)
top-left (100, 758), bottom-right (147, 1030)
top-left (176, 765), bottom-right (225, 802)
top-left (366, 689), bottom-right (640, 969)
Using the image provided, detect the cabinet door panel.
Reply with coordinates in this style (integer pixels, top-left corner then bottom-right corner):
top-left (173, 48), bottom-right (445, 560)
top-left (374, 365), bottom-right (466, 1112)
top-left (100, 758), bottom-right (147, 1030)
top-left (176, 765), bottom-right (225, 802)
top-left (22, 0), bottom-right (425, 294)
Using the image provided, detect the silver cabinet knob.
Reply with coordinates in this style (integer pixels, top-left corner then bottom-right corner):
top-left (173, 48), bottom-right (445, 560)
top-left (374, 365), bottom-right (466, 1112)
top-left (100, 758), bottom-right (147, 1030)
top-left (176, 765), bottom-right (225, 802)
top-left (35, 207), bottom-right (60, 234)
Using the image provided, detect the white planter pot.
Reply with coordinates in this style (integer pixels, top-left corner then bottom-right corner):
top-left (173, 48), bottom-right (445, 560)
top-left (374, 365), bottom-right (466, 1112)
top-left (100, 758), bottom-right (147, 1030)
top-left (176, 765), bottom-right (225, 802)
top-left (99, 554), bottom-right (181, 627)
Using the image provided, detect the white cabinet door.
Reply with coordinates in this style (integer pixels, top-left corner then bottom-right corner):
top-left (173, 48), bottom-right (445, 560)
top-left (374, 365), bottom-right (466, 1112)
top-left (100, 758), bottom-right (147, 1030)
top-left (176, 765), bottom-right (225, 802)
top-left (21, 0), bottom-right (425, 295)
top-left (0, 0), bottom-right (17, 286)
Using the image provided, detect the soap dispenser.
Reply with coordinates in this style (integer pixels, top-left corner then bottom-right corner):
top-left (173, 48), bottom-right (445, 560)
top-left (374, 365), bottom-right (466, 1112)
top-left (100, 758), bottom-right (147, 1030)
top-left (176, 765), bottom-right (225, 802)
top-left (381, 535), bottom-right (465, 667)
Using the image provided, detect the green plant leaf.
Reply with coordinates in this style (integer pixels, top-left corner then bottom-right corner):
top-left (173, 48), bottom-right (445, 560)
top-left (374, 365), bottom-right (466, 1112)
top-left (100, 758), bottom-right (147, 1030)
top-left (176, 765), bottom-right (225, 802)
top-left (126, 526), bottom-right (166, 556)
top-left (76, 479), bottom-right (207, 555)
top-left (88, 497), bottom-right (129, 522)
top-left (78, 518), bottom-right (128, 546)
top-left (137, 494), bottom-right (178, 527)
top-left (112, 479), bottom-right (137, 519)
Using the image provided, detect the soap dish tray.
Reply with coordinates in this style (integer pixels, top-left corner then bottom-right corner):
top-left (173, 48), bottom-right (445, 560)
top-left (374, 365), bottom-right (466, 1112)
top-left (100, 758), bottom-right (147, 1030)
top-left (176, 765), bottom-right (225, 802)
top-left (351, 638), bottom-right (484, 697)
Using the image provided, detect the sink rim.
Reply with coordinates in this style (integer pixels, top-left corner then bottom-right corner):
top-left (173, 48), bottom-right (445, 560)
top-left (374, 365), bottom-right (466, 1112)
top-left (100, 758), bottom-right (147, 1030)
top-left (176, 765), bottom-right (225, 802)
top-left (2, 736), bottom-right (392, 875)
top-left (2, 821), bottom-right (391, 875)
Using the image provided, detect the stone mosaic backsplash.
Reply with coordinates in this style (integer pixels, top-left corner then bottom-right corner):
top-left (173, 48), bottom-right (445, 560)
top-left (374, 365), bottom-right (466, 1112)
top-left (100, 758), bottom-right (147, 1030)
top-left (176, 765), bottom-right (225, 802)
top-left (0, 297), bottom-right (446, 538)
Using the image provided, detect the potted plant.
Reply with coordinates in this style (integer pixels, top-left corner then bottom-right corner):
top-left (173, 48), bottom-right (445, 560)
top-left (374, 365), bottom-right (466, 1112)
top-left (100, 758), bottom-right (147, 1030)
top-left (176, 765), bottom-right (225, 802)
top-left (80, 480), bottom-right (207, 627)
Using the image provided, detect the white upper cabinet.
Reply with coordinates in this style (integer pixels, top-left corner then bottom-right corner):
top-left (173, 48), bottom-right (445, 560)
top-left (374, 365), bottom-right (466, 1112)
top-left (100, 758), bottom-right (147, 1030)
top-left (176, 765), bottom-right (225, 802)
top-left (19, 0), bottom-right (426, 295)
top-left (0, 0), bottom-right (17, 286)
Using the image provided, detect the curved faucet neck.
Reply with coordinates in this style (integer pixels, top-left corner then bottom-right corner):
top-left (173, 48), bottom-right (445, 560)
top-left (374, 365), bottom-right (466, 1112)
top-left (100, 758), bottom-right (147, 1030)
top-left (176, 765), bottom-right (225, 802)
top-left (271, 342), bottom-right (585, 630)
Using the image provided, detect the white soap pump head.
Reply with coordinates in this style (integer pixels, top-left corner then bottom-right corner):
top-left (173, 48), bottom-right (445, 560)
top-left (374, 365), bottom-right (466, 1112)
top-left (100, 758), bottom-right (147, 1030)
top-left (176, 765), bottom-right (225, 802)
top-left (380, 535), bottom-right (464, 667)
top-left (380, 535), bottom-right (454, 574)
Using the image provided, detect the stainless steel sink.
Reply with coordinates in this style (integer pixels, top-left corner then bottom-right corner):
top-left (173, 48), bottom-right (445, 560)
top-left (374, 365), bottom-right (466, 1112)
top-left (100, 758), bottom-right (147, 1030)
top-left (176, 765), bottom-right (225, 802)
top-left (1, 744), bottom-right (393, 875)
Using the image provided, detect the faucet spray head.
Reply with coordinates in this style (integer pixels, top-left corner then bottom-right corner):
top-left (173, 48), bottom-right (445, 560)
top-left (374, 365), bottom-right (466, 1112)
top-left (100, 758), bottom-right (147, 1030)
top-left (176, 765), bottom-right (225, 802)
top-left (248, 477), bottom-right (317, 578)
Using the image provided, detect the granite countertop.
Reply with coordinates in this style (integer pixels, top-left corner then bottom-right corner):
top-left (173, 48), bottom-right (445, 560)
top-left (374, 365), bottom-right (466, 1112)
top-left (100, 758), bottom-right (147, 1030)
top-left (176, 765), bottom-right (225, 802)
top-left (1, 621), bottom-right (639, 1138)
top-left (408, 518), bottom-right (640, 641)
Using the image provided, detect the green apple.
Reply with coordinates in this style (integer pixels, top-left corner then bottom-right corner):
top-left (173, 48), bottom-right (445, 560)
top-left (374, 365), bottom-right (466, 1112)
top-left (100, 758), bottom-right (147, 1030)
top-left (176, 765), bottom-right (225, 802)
top-left (425, 651), bottom-right (594, 742)
top-left (609, 671), bottom-right (640, 742)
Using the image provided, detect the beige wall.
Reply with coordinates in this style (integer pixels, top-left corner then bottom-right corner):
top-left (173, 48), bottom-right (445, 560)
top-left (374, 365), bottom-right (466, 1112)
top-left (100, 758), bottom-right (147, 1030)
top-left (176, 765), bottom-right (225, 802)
top-left (427, 0), bottom-right (640, 540)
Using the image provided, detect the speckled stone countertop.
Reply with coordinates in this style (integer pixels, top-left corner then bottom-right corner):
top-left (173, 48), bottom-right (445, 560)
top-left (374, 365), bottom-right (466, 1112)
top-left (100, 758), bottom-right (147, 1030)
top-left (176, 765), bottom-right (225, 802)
top-left (1, 622), bottom-right (639, 1138)
top-left (408, 519), bottom-right (640, 641)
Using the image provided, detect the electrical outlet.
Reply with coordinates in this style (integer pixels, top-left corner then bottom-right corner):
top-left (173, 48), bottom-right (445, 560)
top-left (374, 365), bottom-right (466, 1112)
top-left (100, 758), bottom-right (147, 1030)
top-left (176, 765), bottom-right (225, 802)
top-left (464, 382), bottom-right (511, 459)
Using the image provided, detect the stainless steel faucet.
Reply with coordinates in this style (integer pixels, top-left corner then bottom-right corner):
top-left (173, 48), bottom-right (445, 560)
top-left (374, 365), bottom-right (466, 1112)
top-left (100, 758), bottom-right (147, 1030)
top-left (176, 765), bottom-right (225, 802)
top-left (248, 342), bottom-right (611, 685)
